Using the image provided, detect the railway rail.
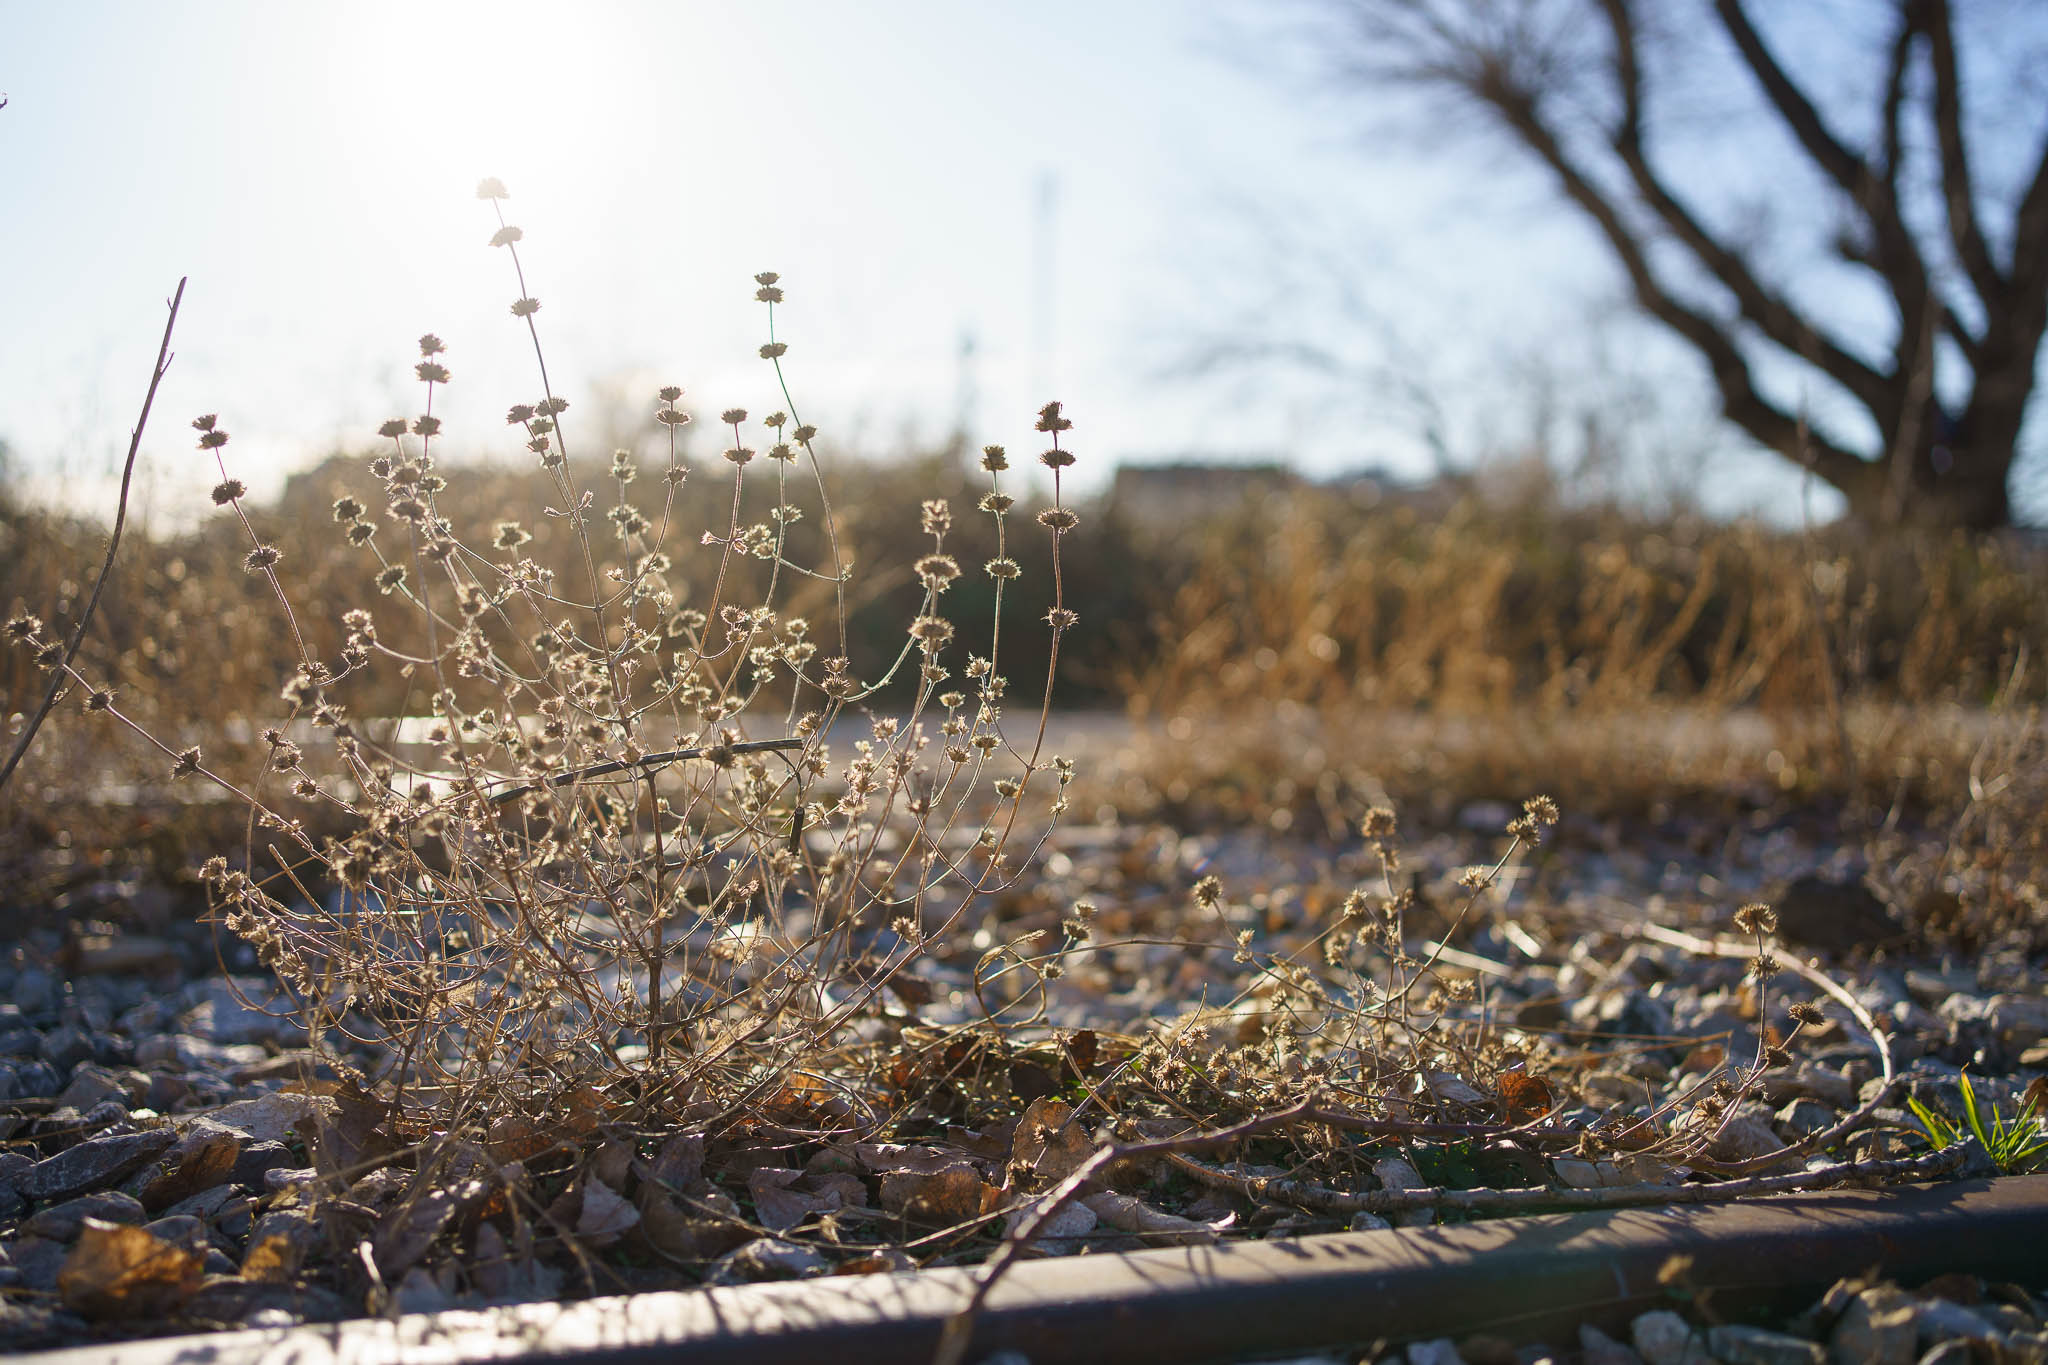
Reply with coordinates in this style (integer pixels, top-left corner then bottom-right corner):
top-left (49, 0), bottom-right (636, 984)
top-left (18, 1175), bottom-right (2047, 1365)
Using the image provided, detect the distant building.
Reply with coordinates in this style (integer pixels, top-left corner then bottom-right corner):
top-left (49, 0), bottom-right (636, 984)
top-left (1107, 459), bottom-right (1459, 536)
top-left (1107, 462), bottom-right (1298, 535)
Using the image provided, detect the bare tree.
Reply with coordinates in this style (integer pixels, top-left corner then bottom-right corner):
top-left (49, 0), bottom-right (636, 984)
top-left (1300, 0), bottom-right (2048, 528)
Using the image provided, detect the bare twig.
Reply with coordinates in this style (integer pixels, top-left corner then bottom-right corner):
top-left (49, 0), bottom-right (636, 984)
top-left (932, 1100), bottom-right (1321, 1365)
top-left (1177, 1141), bottom-right (1968, 1218)
top-left (933, 1090), bottom-right (1970, 1365)
top-left (1635, 920), bottom-right (1898, 1173)
top-left (0, 277), bottom-right (185, 795)
top-left (483, 735), bottom-right (803, 805)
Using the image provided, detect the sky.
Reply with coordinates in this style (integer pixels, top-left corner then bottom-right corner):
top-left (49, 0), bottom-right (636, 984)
top-left (4, 0), bottom-right (2020, 531)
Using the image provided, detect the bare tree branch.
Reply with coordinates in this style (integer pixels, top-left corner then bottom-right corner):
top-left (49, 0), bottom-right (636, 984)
top-left (1598, 0), bottom-right (1893, 417)
top-left (1711, 0), bottom-right (1877, 202)
top-left (1925, 0), bottom-right (2006, 307)
top-left (1274, 0), bottom-right (2048, 526)
top-left (1481, 79), bottom-right (1880, 501)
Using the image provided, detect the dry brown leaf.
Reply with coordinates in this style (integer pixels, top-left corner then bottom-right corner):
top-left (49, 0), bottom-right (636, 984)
top-left (1081, 1191), bottom-right (1226, 1245)
top-left (1065, 1029), bottom-right (1100, 1076)
top-left (806, 1171), bottom-right (870, 1209)
top-left (300, 1078), bottom-right (397, 1176)
top-left (746, 1168), bottom-right (833, 1233)
top-left (764, 1071), bottom-right (849, 1128)
top-left (835, 1248), bottom-right (918, 1275)
top-left (879, 1165), bottom-right (996, 1224)
top-left (470, 1220), bottom-right (564, 1303)
top-left (1495, 1071), bottom-right (1555, 1123)
top-left (484, 1115), bottom-right (556, 1163)
top-left (372, 1178), bottom-right (490, 1279)
top-left (1011, 1096), bottom-right (1093, 1184)
top-left (561, 1084), bottom-right (611, 1135)
top-left (854, 1141), bottom-right (974, 1175)
top-left (1424, 1070), bottom-right (1489, 1108)
top-left (587, 1138), bottom-right (634, 1191)
top-left (635, 1187), bottom-right (751, 1262)
top-left (574, 1177), bottom-right (639, 1246)
top-left (636, 1130), bottom-right (705, 1192)
top-left (58, 1220), bottom-right (205, 1319)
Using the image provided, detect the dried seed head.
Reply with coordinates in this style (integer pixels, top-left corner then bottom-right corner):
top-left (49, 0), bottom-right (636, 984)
top-left (1037, 507), bottom-right (1080, 533)
top-left (171, 746), bottom-right (201, 778)
top-left (1193, 875), bottom-right (1222, 909)
top-left (476, 177), bottom-right (509, 199)
top-left (510, 297), bottom-right (540, 317)
top-left (332, 496), bottom-right (364, 522)
top-left (760, 342), bottom-right (787, 359)
top-left (908, 615), bottom-right (954, 650)
top-left (1733, 903), bottom-right (1778, 936)
top-left (489, 225), bottom-right (523, 247)
top-left (1035, 401), bottom-right (1072, 433)
top-left (721, 408), bottom-right (748, 425)
top-left (1786, 1000), bottom-right (1826, 1026)
top-left (916, 554), bottom-right (960, 590)
top-left (244, 545), bottom-right (282, 572)
top-left (211, 479), bottom-right (246, 505)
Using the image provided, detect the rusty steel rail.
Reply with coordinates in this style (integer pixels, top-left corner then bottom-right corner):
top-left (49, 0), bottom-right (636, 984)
top-left (20, 1177), bottom-right (2048, 1365)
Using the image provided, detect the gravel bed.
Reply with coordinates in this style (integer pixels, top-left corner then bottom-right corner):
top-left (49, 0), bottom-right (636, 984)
top-left (1, 805), bottom-right (2042, 1359)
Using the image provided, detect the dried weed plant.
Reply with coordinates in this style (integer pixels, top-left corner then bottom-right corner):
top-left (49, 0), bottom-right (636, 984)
top-left (7, 181), bottom-right (1089, 1147)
